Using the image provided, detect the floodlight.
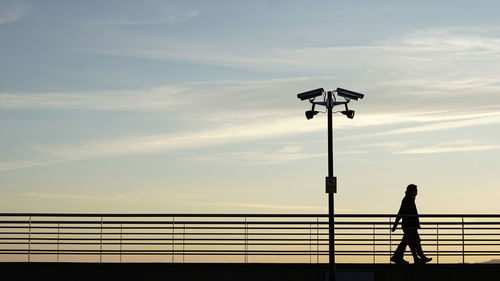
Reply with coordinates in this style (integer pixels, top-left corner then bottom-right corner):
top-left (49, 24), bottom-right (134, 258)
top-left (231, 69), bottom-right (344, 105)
top-left (336, 88), bottom-right (364, 100)
top-left (297, 88), bottom-right (324, 101)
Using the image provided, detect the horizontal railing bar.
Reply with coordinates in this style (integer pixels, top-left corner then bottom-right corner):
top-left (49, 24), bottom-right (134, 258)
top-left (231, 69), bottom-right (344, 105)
top-left (0, 232), bottom-right (329, 236)
top-left (4, 221), bottom-right (500, 226)
top-left (0, 214), bottom-right (329, 217)
top-left (0, 252), bottom-right (498, 257)
top-left (2, 241), bottom-right (498, 246)
top-left (0, 237), bottom-right (330, 241)
top-left (4, 249), bottom-right (500, 254)
top-left (0, 249), bottom-right (331, 253)
top-left (0, 242), bottom-right (331, 246)
top-left (3, 213), bottom-right (500, 218)
top-left (0, 221), bottom-right (331, 225)
top-left (0, 226), bottom-right (330, 230)
top-left (0, 222), bottom-right (500, 231)
top-left (5, 232), bottom-right (500, 236)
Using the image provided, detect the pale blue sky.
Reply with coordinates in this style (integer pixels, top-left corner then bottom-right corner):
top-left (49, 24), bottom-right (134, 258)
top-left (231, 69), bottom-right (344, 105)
top-left (1, 0), bottom-right (500, 214)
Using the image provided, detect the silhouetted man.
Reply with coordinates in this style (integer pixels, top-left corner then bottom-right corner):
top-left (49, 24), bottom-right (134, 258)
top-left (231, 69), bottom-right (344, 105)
top-left (390, 184), bottom-right (432, 264)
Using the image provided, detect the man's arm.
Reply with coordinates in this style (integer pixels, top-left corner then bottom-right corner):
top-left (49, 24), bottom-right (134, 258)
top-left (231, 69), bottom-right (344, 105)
top-left (392, 215), bottom-right (401, 232)
top-left (392, 199), bottom-right (405, 232)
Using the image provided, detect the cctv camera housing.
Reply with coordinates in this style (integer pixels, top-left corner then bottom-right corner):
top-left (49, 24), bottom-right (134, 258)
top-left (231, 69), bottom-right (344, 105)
top-left (336, 88), bottom-right (364, 100)
top-left (297, 88), bottom-right (325, 101)
top-left (305, 110), bottom-right (319, 120)
top-left (341, 110), bottom-right (355, 119)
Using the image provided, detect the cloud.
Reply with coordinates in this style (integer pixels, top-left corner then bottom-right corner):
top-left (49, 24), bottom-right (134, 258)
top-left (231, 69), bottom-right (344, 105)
top-left (89, 10), bottom-right (199, 25)
top-left (0, 85), bottom-right (187, 110)
top-left (1, 191), bottom-right (134, 202)
top-left (363, 139), bottom-right (500, 155)
top-left (204, 202), bottom-right (327, 212)
top-left (0, 1), bottom-right (28, 24)
top-left (185, 145), bottom-right (324, 165)
top-left (27, 108), bottom-right (500, 164)
top-left (36, 116), bottom-right (325, 159)
top-left (397, 141), bottom-right (500, 155)
top-left (341, 111), bottom-right (500, 140)
top-left (0, 158), bottom-right (80, 172)
top-left (77, 26), bottom-right (500, 76)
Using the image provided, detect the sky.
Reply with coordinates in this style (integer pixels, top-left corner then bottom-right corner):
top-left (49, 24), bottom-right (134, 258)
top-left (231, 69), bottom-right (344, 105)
top-left (1, 0), bottom-right (500, 214)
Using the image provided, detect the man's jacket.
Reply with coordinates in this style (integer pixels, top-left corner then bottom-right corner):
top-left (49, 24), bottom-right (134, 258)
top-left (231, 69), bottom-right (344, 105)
top-left (396, 195), bottom-right (420, 229)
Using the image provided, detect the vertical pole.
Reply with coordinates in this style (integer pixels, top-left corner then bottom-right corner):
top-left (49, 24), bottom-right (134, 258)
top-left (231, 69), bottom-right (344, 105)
top-left (389, 217), bottom-right (392, 263)
top-left (327, 90), bottom-right (336, 281)
top-left (28, 216), bottom-right (32, 263)
top-left (317, 216), bottom-right (320, 264)
top-left (373, 223), bottom-right (376, 264)
top-left (310, 223), bottom-right (312, 264)
top-left (244, 216), bottom-right (248, 264)
top-left (57, 223), bottom-right (60, 263)
top-left (436, 224), bottom-right (439, 264)
top-left (120, 223), bottom-right (123, 263)
top-left (172, 216), bottom-right (175, 263)
top-left (462, 217), bottom-right (465, 264)
top-left (100, 216), bottom-right (103, 263)
top-left (182, 224), bottom-right (185, 263)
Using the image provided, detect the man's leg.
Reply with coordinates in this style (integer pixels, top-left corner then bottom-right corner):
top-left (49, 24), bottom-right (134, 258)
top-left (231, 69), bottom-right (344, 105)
top-left (405, 229), bottom-right (420, 263)
top-left (414, 230), bottom-right (432, 263)
top-left (391, 233), bottom-right (410, 264)
top-left (392, 238), bottom-right (407, 259)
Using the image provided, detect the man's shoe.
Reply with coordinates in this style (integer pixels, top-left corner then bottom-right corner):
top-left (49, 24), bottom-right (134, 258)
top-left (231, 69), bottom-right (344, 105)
top-left (420, 256), bottom-right (432, 264)
top-left (415, 256), bottom-right (432, 264)
top-left (390, 256), bottom-right (409, 264)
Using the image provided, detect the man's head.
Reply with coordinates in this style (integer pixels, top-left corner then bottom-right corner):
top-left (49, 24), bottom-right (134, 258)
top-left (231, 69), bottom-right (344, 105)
top-left (405, 184), bottom-right (418, 197)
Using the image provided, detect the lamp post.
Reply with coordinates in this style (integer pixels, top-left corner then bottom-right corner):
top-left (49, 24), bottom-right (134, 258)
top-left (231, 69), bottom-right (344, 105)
top-left (297, 87), bottom-right (364, 281)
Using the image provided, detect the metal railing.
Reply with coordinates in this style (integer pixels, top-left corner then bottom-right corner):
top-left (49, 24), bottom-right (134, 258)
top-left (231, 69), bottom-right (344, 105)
top-left (1, 213), bottom-right (500, 263)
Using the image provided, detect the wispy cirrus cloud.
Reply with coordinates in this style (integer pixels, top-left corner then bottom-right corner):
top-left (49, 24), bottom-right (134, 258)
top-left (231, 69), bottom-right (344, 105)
top-left (363, 139), bottom-right (500, 155)
top-left (76, 26), bottom-right (500, 75)
top-left (1, 191), bottom-right (133, 202)
top-left (0, 85), bottom-right (187, 110)
top-left (204, 202), bottom-right (327, 212)
top-left (340, 111), bottom-right (500, 140)
top-left (0, 158), bottom-right (80, 172)
top-left (88, 10), bottom-right (200, 26)
top-left (35, 116), bottom-right (325, 160)
top-left (0, 1), bottom-right (29, 24)
top-left (21, 108), bottom-right (500, 163)
top-left (184, 145), bottom-right (324, 165)
top-left (397, 141), bottom-right (500, 155)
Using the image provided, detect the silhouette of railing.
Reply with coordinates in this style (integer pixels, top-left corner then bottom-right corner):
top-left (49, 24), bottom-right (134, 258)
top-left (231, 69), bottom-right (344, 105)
top-left (1, 213), bottom-right (500, 263)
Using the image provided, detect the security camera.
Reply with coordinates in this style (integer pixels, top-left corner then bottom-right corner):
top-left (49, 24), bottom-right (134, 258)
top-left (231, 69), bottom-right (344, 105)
top-left (305, 103), bottom-right (319, 120)
top-left (336, 88), bottom-right (364, 101)
top-left (305, 110), bottom-right (319, 120)
top-left (341, 110), bottom-right (355, 119)
top-left (297, 88), bottom-right (325, 101)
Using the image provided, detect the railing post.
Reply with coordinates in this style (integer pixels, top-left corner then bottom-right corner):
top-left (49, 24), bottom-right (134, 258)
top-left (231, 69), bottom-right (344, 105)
top-left (372, 223), bottom-right (375, 264)
top-left (57, 223), bottom-right (60, 263)
top-left (244, 216), bottom-right (248, 264)
top-left (119, 223), bottom-right (123, 263)
top-left (172, 216), bottom-right (175, 263)
top-left (100, 216), bottom-right (103, 263)
top-left (182, 224), bottom-right (185, 263)
top-left (317, 216), bottom-right (320, 264)
top-left (389, 217), bottom-right (392, 264)
top-left (309, 223), bottom-right (312, 264)
top-left (28, 216), bottom-right (32, 262)
top-left (436, 223), bottom-right (439, 264)
top-left (461, 217), bottom-right (465, 264)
